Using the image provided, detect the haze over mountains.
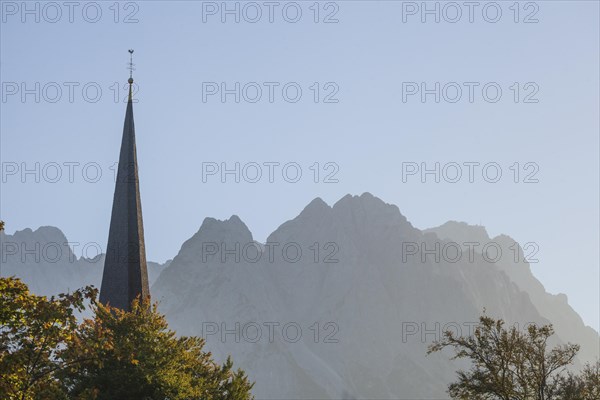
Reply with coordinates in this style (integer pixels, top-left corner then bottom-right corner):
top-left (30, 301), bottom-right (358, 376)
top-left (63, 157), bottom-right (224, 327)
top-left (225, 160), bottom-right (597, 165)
top-left (1, 193), bottom-right (598, 399)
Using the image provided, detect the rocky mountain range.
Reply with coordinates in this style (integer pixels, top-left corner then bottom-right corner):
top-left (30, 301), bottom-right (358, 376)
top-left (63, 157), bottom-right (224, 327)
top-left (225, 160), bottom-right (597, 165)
top-left (1, 193), bottom-right (598, 399)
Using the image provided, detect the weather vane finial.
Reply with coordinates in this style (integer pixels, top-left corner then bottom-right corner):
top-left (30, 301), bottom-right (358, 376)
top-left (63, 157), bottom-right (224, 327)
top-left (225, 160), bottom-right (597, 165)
top-left (128, 49), bottom-right (135, 84)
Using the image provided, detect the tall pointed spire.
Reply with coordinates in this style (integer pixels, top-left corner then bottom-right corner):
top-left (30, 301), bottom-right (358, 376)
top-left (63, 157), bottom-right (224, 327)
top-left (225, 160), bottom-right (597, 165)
top-left (100, 50), bottom-right (149, 311)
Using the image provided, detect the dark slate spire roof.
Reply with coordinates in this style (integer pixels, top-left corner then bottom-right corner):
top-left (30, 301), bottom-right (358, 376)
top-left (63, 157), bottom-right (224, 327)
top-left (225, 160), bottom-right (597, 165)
top-left (99, 79), bottom-right (149, 311)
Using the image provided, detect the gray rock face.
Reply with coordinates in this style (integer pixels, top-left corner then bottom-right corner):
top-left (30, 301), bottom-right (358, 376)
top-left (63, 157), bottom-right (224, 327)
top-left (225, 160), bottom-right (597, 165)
top-left (425, 221), bottom-right (599, 366)
top-left (0, 226), bottom-right (165, 298)
top-left (1, 193), bottom-right (597, 398)
top-left (99, 91), bottom-right (149, 311)
top-left (151, 193), bottom-right (599, 399)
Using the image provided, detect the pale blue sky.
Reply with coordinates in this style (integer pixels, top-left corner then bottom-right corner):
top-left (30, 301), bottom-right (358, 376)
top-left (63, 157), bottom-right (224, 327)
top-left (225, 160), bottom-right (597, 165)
top-left (1, 1), bottom-right (599, 330)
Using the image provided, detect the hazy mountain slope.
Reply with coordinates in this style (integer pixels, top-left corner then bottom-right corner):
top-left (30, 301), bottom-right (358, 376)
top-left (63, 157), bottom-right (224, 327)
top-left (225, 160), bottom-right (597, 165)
top-left (425, 221), bottom-right (599, 365)
top-left (2, 194), bottom-right (597, 399)
top-left (152, 193), bottom-right (594, 399)
top-left (0, 226), bottom-right (166, 297)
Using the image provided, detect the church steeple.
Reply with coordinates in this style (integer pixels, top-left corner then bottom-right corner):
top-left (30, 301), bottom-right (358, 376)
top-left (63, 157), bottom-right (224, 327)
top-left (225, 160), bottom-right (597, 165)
top-left (100, 50), bottom-right (149, 311)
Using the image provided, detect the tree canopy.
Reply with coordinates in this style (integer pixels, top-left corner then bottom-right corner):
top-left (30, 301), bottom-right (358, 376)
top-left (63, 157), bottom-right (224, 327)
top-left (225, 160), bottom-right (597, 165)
top-left (428, 314), bottom-right (598, 400)
top-left (0, 276), bottom-right (253, 400)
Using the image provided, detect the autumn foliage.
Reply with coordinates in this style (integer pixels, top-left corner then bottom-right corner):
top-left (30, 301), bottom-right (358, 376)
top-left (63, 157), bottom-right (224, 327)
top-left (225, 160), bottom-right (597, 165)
top-left (0, 277), bottom-right (253, 400)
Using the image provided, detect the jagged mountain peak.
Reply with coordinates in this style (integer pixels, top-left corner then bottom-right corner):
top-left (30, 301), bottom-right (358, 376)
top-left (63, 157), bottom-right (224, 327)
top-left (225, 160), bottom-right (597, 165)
top-left (8, 225), bottom-right (69, 242)
top-left (298, 197), bottom-right (331, 217)
top-left (269, 193), bottom-right (416, 246)
top-left (492, 233), bottom-right (519, 245)
top-left (330, 192), bottom-right (414, 233)
top-left (332, 192), bottom-right (404, 218)
top-left (333, 192), bottom-right (392, 210)
top-left (425, 220), bottom-right (490, 244)
top-left (189, 215), bottom-right (253, 242)
top-left (199, 214), bottom-right (248, 230)
top-left (426, 223), bottom-right (526, 256)
top-left (2, 225), bottom-right (75, 262)
top-left (172, 215), bottom-right (254, 269)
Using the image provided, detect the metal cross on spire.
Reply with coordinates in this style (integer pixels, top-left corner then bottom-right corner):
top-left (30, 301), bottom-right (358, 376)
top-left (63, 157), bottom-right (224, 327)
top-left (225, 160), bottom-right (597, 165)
top-left (128, 49), bottom-right (135, 84)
